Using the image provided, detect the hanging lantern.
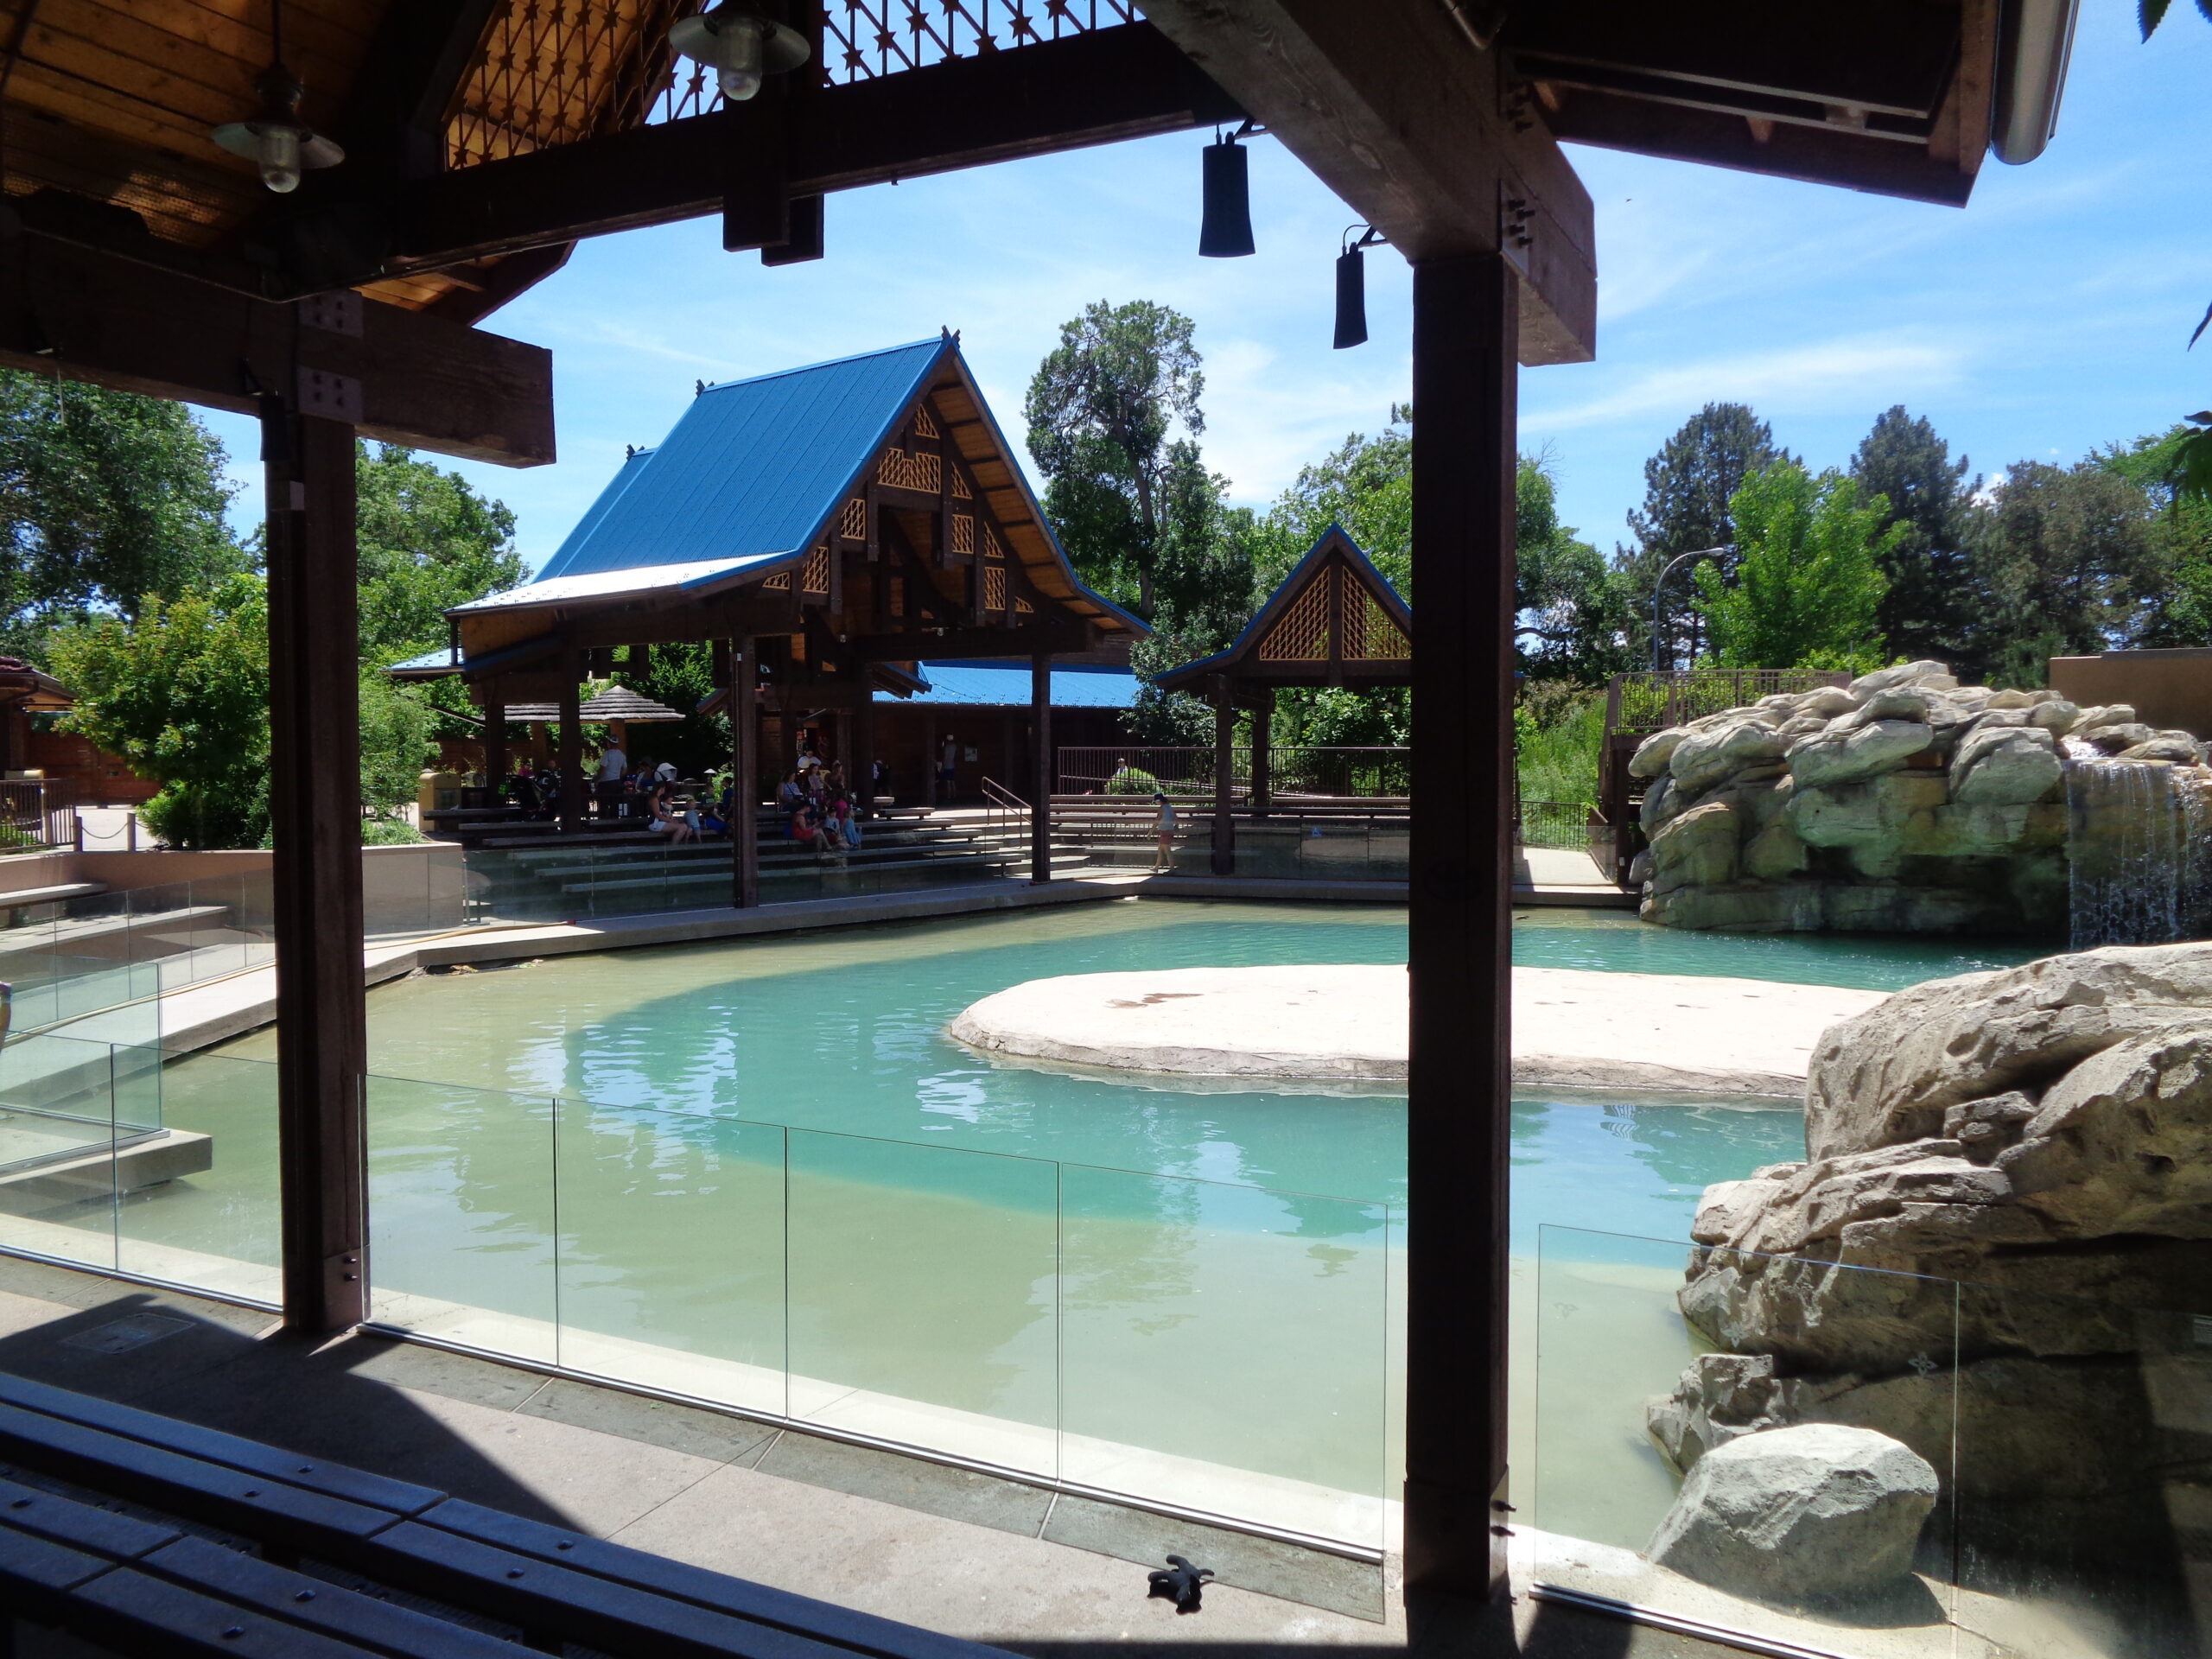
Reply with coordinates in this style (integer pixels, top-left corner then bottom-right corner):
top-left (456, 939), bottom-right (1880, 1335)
top-left (1198, 127), bottom-right (1256, 258)
top-left (210, 0), bottom-right (343, 194)
top-left (669, 4), bottom-right (811, 102)
top-left (1334, 227), bottom-right (1386, 350)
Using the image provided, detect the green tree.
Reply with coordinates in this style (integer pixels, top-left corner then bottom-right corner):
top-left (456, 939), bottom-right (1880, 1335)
top-left (1516, 455), bottom-right (1634, 684)
top-left (0, 372), bottom-right (246, 657)
top-left (356, 442), bottom-right (524, 664)
top-left (2100, 424), bottom-right (2212, 646)
top-left (1850, 405), bottom-right (1974, 663)
top-left (47, 576), bottom-right (271, 849)
top-left (1618, 403), bottom-right (1782, 666)
top-left (1694, 460), bottom-right (1898, 671)
top-left (1957, 460), bottom-right (2164, 686)
top-left (1024, 300), bottom-right (1206, 620)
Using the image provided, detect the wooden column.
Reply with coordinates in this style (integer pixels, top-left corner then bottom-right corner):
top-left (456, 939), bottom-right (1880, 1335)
top-left (853, 678), bottom-right (877, 818)
top-left (1403, 251), bottom-right (1518, 1611)
top-left (265, 409), bottom-right (367, 1334)
top-left (924, 711), bottom-right (938, 807)
top-left (732, 637), bottom-right (759, 908)
top-left (556, 658), bottom-right (584, 833)
top-left (483, 701), bottom-right (507, 789)
top-left (1211, 677), bottom-right (1235, 876)
top-left (1251, 691), bottom-right (1273, 820)
top-left (1029, 652), bottom-right (1052, 884)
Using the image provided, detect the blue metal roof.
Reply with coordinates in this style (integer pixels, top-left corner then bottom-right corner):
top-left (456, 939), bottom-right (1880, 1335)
top-left (880, 659), bottom-right (1139, 709)
top-left (537, 338), bottom-right (950, 582)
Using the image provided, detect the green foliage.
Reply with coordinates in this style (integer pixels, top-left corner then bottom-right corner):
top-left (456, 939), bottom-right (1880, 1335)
top-left (356, 442), bottom-right (524, 664)
top-left (1516, 454), bottom-right (1634, 684)
top-left (613, 643), bottom-right (730, 776)
top-left (357, 669), bottom-right (438, 832)
top-left (0, 372), bottom-right (246, 658)
top-left (1024, 300), bottom-right (1207, 620)
top-left (1103, 764), bottom-right (1159, 795)
top-left (1695, 461), bottom-right (1897, 671)
top-left (2139, 0), bottom-right (2212, 38)
top-left (1618, 402), bottom-right (1783, 665)
top-left (2169, 414), bottom-right (2212, 506)
top-left (1850, 406), bottom-right (1975, 664)
top-left (48, 576), bottom-right (270, 849)
top-left (1515, 683), bottom-right (1605, 808)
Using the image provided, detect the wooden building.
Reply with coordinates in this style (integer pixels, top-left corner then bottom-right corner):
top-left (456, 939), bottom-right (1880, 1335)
top-left (0, 0), bottom-right (2075, 1635)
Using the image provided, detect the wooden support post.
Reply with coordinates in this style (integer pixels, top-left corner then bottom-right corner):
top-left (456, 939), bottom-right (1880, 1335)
top-left (1211, 677), bottom-right (1235, 876)
top-left (1252, 691), bottom-right (1273, 820)
top-left (1030, 652), bottom-right (1052, 884)
top-left (483, 701), bottom-right (507, 788)
top-left (266, 409), bottom-right (367, 1335)
top-left (853, 679), bottom-right (876, 819)
top-left (1403, 251), bottom-right (1517, 1617)
top-left (732, 637), bottom-right (759, 908)
top-left (924, 711), bottom-right (938, 808)
top-left (556, 658), bottom-right (584, 833)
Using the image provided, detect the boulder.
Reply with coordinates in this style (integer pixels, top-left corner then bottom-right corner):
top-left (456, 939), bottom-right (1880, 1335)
top-left (2086, 721), bottom-right (2156, 755)
top-left (1950, 724), bottom-right (2062, 805)
top-left (1852, 661), bottom-right (1959, 695)
top-left (2026, 699), bottom-right (2081, 734)
top-left (1802, 941), bottom-right (2212, 1160)
top-left (1786, 720), bottom-right (1933, 789)
top-left (2073, 703), bottom-right (2138, 734)
top-left (1797, 686), bottom-right (1859, 719)
top-left (1646, 1424), bottom-right (1937, 1606)
top-left (1630, 728), bottom-right (1687, 779)
top-left (1742, 820), bottom-right (1808, 880)
top-left (1671, 719), bottom-right (1785, 797)
top-left (1648, 800), bottom-right (1739, 892)
top-left (2118, 732), bottom-right (2205, 765)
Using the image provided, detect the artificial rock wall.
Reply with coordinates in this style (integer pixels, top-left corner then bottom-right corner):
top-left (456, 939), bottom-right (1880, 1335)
top-left (1628, 659), bottom-right (2210, 935)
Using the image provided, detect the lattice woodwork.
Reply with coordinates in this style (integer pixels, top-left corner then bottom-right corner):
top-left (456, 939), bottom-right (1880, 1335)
top-left (1343, 574), bottom-right (1409, 661)
top-left (951, 515), bottom-right (976, 556)
top-left (648, 0), bottom-right (1138, 120)
top-left (1014, 596), bottom-right (1033, 614)
top-left (950, 468), bottom-right (971, 499)
top-left (912, 404), bottom-right (939, 439)
top-left (801, 545), bottom-right (832, 594)
top-left (763, 570), bottom-right (792, 591)
top-left (1256, 576), bottom-right (1331, 661)
top-left (982, 525), bottom-right (1003, 559)
top-left (448, 0), bottom-right (689, 169)
top-left (984, 563), bottom-right (1007, 611)
top-left (837, 496), bottom-right (867, 540)
top-left (880, 448), bottom-right (942, 492)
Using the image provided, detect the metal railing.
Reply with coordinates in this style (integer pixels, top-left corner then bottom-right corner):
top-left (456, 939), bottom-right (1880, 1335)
top-left (1516, 800), bottom-right (1599, 852)
top-left (1603, 669), bottom-right (1849, 740)
top-left (979, 777), bottom-right (1028, 841)
top-left (0, 779), bottom-right (76, 850)
top-left (1058, 747), bottom-right (1411, 800)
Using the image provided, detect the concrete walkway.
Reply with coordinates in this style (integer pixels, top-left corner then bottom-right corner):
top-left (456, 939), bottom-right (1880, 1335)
top-left (950, 964), bottom-right (1886, 1098)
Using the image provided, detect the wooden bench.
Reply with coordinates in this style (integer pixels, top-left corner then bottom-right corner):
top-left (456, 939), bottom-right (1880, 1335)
top-left (0, 1370), bottom-right (1011, 1659)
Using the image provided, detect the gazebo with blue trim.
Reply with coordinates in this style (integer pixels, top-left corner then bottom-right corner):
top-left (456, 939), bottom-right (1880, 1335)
top-left (426, 334), bottom-right (1148, 899)
top-left (1157, 524), bottom-right (1410, 874)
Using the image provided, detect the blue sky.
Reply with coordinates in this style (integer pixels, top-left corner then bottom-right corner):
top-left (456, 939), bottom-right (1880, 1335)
top-left (198, 4), bottom-right (2212, 572)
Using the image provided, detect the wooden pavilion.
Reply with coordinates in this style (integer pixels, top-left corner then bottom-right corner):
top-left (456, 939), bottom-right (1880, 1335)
top-left (1157, 524), bottom-right (1411, 874)
top-left (0, 0), bottom-right (2072, 1635)
top-left (428, 333), bottom-right (1143, 884)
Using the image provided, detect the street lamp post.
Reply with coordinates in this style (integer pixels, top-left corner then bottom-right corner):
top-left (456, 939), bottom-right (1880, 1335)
top-left (1649, 545), bottom-right (1730, 674)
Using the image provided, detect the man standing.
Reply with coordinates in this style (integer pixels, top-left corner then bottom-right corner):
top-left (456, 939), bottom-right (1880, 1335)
top-left (595, 741), bottom-right (627, 819)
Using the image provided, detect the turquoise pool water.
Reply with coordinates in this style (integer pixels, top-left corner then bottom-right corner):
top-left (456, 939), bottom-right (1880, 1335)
top-left (85, 900), bottom-right (2041, 1539)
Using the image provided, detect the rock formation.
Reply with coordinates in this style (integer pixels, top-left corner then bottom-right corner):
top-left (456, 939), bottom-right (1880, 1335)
top-left (1647, 943), bottom-right (2212, 1612)
top-left (1628, 659), bottom-right (2212, 934)
top-left (1647, 1423), bottom-right (1939, 1607)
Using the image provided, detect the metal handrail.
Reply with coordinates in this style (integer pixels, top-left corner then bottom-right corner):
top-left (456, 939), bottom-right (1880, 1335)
top-left (979, 777), bottom-right (1027, 841)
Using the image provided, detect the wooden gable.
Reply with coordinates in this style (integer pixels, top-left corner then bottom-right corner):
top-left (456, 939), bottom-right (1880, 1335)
top-left (1161, 524), bottom-right (1411, 693)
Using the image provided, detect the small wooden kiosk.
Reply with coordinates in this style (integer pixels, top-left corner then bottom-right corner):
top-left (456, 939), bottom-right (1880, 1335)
top-left (1157, 524), bottom-right (1411, 874)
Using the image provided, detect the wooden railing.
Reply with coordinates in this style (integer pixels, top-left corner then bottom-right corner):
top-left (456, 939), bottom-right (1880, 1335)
top-left (1057, 747), bottom-right (1411, 800)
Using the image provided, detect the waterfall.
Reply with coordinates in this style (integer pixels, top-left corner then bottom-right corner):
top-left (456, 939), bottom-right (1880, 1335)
top-left (2067, 755), bottom-right (2212, 947)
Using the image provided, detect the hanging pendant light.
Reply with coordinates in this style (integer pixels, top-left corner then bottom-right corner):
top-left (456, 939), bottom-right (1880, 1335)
top-left (1333, 226), bottom-right (1386, 349)
top-left (670, 3), bottom-right (811, 102)
top-left (1198, 124), bottom-right (1258, 258)
top-left (211, 0), bottom-right (343, 194)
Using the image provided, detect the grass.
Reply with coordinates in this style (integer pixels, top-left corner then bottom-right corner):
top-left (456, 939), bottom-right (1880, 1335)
top-left (1516, 685), bottom-right (1604, 808)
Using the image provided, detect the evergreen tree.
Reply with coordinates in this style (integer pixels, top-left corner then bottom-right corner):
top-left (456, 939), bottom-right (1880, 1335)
top-left (1694, 461), bottom-right (1897, 671)
top-left (1516, 455), bottom-right (1634, 684)
top-left (1023, 300), bottom-right (1207, 621)
top-left (1849, 406), bottom-right (1974, 664)
top-left (1618, 403), bottom-right (1780, 666)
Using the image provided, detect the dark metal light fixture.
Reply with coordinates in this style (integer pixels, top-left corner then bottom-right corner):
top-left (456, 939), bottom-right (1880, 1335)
top-left (1198, 124), bottom-right (1258, 257)
top-left (1333, 226), bottom-right (1386, 348)
top-left (670, 3), bottom-right (811, 103)
top-left (211, 0), bottom-right (343, 194)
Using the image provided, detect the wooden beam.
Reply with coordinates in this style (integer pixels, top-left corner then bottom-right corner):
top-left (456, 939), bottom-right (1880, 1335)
top-left (848, 620), bottom-right (1092, 661)
top-left (388, 24), bottom-right (1242, 273)
top-left (1139, 0), bottom-right (1596, 365)
top-left (1029, 652), bottom-right (1052, 883)
top-left (0, 230), bottom-right (554, 467)
top-left (1211, 678), bottom-right (1234, 875)
top-left (733, 637), bottom-right (759, 908)
top-left (1403, 251), bottom-right (1516, 1616)
top-left (266, 410), bottom-right (367, 1336)
top-left (556, 660), bottom-right (584, 833)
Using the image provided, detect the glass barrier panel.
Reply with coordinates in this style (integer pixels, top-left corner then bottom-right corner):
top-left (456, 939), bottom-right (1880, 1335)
top-left (0, 1033), bottom-right (117, 1270)
top-left (552, 1097), bottom-right (785, 1414)
top-left (116, 1046), bottom-right (278, 1306)
top-left (1060, 1165), bottom-right (1392, 1552)
top-left (786, 1128), bottom-right (1058, 1476)
top-left (366, 1073), bottom-right (558, 1362)
top-left (1952, 1276), bottom-right (2210, 1654)
top-left (1535, 1225), bottom-right (1960, 1651)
